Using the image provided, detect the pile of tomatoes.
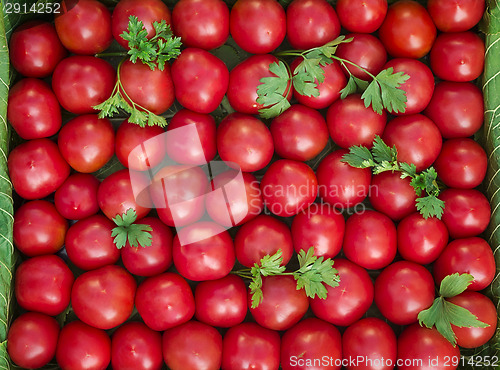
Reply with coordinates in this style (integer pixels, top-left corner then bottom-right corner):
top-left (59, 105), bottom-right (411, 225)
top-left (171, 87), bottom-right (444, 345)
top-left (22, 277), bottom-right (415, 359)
top-left (4, 0), bottom-right (499, 369)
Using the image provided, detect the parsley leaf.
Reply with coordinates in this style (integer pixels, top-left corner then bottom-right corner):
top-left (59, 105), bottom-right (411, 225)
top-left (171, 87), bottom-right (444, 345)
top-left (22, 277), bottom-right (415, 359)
top-left (256, 61), bottom-right (292, 118)
top-left (111, 208), bottom-right (153, 249)
top-left (341, 145), bottom-right (375, 168)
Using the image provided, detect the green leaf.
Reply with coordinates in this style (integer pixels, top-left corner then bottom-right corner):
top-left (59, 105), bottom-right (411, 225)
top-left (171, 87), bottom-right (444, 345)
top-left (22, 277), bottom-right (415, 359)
top-left (318, 35), bottom-right (353, 58)
top-left (371, 135), bottom-right (397, 163)
top-left (256, 61), bottom-right (292, 118)
top-left (416, 195), bottom-right (445, 219)
top-left (111, 209), bottom-right (153, 249)
top-left (399, 162), bottom-right (417, 179)
top-left (361, 79), bottom-right (384, 114)
top-left (361, 68), bottom-right (410, 114)
top-left (292, 73), bottom-right (320, 97)
top-left (257, 249), bottom-right (286, 276)
top-left (249, 275), bottom-right (263, 309)
top-left (340, 145), bottom-right (375, 168)
top-left (293, 57), bottom-right (326, 84)
top-left (439, 273), bottom-right (475, 298)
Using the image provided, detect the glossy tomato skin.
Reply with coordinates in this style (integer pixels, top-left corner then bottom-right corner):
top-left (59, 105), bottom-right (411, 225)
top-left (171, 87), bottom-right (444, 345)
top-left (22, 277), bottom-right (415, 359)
top-left (56, 320), bottom-right (111, 370)
top-left (64, 214), bottom-right (120, 270)
top-left (397, 212), bottom-right (449, 265)
top-left (112, 0), bottom-right (171, 49)
top-left (310, 259), bottom-right (374, 327)
top-left (217, 113), bottom-right (274, 172)
top-left (15, 255), bottom-right (73, 316)
top-left (54, 173), bottom-right (100, 220)
top-left (172, 0), bottom-right (229, 50)
top-left (261, 160), bottom-right (317, 217)
top-left (434, 138), bottom-right (487, 189)
top-left (447, 292), bottom-right (498, 348)
top-left (58, 114), bottom-right (115, 173)
top-left (166, 109), bottom-right (217, 165)
top-left (8, 78), bottom-right (61, 140)
top-left (430, 32), bottom-right (485, 82)
top-left (317, 149), bottom-right (372, 209)
top-left (342, 317), bottom-right (397, 370)
top-left (195, 274), bottom-right (248, 327)
top-left (111, 322), bottom-right (163, 370)
top-left (433, 237), bottom-right (496, 292)
top-left (221, 322), bottom-right (280, 370)
top-left (163, 321), bottom-right (223, 370)
top-left (375, 261), bottom-right (435, 325)
top-left (172, 48), bottom-right (228, 113)
top-left (397, 324), bottom-right (460, 370)
top-left (424, 81), bottom-right (484, 138)
top-left (286, 0), bottom-right (340, 50)
top-left (52, 56), bottom-right (115, 114)
top-left (13, 200), bottom-right (68, 256)
top-left (378, 0), bottom-right (436, 59)
top-left (291, 203), bottom-right (345, 259)
top-left (71, 265), bottom-right (136, 330)
top-left (8, 138), bottom-right (70, 200)
top-left (135, 272), bottom-right (195, 331)
top-left (335, 0), bottom-right (387, 33)
top-left (427, 0), bottom-right (485, 32)
top-left (281, 318), bottom-right (342, 370)
top-left (9, 21), bottom-right (66, 78)
top-left (121, 217), bottom-right (173, 277)
top-left (439, 188), bottom-right (491, 239)
top-left (8, 313), bottom-right (59, 369)
top-left (120, 59), bottom-right (174, 115)
top-left (230, 0), bottom-right (286, 54)
top-left (55, 0), bottom-right (112, 54)
top-left (327, 93), bottom-right (386, 148)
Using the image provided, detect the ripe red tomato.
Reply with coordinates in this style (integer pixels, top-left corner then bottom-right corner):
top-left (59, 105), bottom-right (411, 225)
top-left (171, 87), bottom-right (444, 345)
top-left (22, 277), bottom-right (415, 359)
top-left (120, 59), bottom-right (175, 115)
top-left (111, 322), bottom-right (163, 370)
top-left (310, 258), bottom-right (374, 326)
top-left (166, 109), bottom-right (217, 165)
top-left (58, 114), bottom-right (115, 173)
top-left (163, 321), bottom-right (223, 370)
top-left (171, 48), bottom-right (229, 113)
top-left (7, 78), bottom-right (61, 140)
top-left (217, 113), bottom-right (274, 172)
top-left (424, 81), bottom-right (484, 138)
top-left (195, 274), bottom-right (248, 328)
top-left (344, 209), bottom-right (396, 266)
top-left (121, 217), bottom-right (173, 277)
top-left (56, 320), bottom-right (111, 370)
top-left (13, 200), bottom-right (68, 256)
top-left (65, 214), bottom-right (120, 270)
top-left (439, 188), bottom-right (491, 239)
top-left (55, 0), bottom-right (112, 54)
top-left (221, 322), bottom-right (280, 370)
top-left (71, 265), bottom-right (136, 330)
top-left (9, 21), bottom-right (66, 78)
top-left (433, 237), bottom-right (496, 292)
top-left (316, 149), bottom-right (372, 209)
top-left (112, 0), bottom-right (171, 49)
top-left (397, 324), bottom-right (460, 370)
top-left (270, 104), bottom-right (328, 161)
top-left (335, 0), bottom-right (387, 33)
top-left (375, 260), bottom-right (435, 325)
top-left (135, 272), bottom-right (195, 331)
top-left (281, 318), bottom-right (342, 370)
top-left (447, 291), bottom-right (497, 348)
top-left (52, 56), bottom-right (115, 114)
top-left (249, 275), bottom-right (309, 331)
top-left (430, 31), bottom-right (485, 82)
top-left (7, 312), bottom-right (60, 369)
top-left (397, 212), bottom-right (449, 265)
top-left (54, 173), bottom-right (100, 220)
top-left (172, 0), bottom-right (229, 50)
top-left (427, 0), bottom-right (486, 32)
top-left (15, 255), bottom-right (74, 316)
top-left (291, 203), bottom-right (345, 259)
top-left (8, 138), bottom-right (70, 200)
top-left (342, 317), bottom-right (397, 370)
top-left (286, 0), bottom-right (340, 50)
top-left (378, 0), bottom-right (436, 59)
top-left (434, 138), bottom-right (487, 189)
top-left (230, 0), bottom-right (286, 54)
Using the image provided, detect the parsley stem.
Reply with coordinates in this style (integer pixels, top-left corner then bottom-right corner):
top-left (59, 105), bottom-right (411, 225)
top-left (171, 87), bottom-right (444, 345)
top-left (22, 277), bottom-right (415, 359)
top-left (95, 52), bottom-right (128, 58)
top-left (333, 56), bottom-right (377, 80)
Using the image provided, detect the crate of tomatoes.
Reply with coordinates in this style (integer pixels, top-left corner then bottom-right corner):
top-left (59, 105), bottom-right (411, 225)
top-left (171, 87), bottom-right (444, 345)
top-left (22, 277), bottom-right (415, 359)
top-left (0, 0), bottom-right (499, 368)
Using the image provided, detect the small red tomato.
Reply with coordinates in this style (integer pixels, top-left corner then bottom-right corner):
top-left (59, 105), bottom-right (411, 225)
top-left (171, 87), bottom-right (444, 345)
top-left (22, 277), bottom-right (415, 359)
top-left (336, 0), bottom-right (387, 33)
top-left (195, 274), bottom-right (248, 328)
top-left (55, 173), bottom-right (100, 220)
top-left (8, 138), bottom-right (70, 200)
top-left (111, 322), bottom-right (163, 370)
top-left (7, 312), bottom-right (60, 369)
top-left (13, 200), bottom-right (68, 256)
top-left (163, 321), bottom-right (223, 370)
top-left (427, 0), bottom-right (486, 32)
top-left (9, 21), bottom-right (66, 77)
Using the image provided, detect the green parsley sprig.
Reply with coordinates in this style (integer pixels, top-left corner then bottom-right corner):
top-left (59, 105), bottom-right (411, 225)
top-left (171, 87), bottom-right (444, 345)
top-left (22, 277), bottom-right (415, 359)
top-left (111, 208), bottom-right (153, 249)
top-left (341, 136), bottom-right (445, 219)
